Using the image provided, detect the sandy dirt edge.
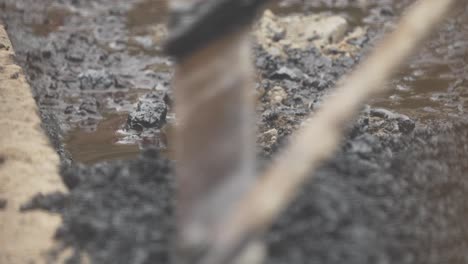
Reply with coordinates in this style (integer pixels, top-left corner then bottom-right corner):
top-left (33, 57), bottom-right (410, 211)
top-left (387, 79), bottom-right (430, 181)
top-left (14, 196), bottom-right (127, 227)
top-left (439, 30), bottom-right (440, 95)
top-left (0, 22), bottom-right (68, 264)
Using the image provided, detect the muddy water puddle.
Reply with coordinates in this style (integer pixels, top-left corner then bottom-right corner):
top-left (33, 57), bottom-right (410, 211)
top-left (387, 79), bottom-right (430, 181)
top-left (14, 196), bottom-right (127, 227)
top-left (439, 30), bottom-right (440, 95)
top-left (65, 111), bottom-right (174, 164)
top-left (65, 114), bottom-right (140, 164)
top-left (64, 86), bottom-right (171, 163)
top-left (30, 6), bottom-right (72, 36)
top-left (373, 6), bottom-right (468, 121)
top-left (372, 63), bottom-right (460, 121)
top-left (65, 1), bottom-right (468, 164)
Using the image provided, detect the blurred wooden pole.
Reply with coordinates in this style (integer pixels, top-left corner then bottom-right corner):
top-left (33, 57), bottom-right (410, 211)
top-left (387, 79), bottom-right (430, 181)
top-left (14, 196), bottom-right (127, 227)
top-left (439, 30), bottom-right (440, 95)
top-left (168, 0), bottom-right (263, 261)
top-left (198, 0), bottom-right (457, 263)
top-left (172, 30), bottom-right (256, 263)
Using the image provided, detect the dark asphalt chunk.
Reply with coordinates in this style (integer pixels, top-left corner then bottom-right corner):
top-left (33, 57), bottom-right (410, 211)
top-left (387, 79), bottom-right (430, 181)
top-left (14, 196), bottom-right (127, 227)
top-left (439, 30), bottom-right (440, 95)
top-left (126, 93), bottom-right (168, 131)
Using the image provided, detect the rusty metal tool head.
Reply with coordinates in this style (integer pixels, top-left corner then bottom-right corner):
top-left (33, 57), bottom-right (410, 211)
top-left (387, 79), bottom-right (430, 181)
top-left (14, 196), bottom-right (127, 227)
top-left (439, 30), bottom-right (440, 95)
top-left (165, 0), bottom-right (268, 59)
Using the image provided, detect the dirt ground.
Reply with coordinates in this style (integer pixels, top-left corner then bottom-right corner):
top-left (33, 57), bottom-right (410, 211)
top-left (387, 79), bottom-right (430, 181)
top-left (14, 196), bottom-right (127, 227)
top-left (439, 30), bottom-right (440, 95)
top-left (0, 20), bottom-right (67, 264)
top-left (1, 0), bottom-right (468, 263)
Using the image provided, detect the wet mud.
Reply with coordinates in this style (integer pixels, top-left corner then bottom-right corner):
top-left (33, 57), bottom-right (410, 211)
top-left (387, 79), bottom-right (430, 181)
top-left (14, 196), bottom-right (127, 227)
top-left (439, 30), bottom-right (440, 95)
top-left (2, 0), bottom-right (468, 263)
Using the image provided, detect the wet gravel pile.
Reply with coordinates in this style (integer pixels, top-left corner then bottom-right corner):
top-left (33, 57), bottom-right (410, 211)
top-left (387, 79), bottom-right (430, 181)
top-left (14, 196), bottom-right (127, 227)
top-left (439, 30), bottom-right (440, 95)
top-left (126, 92), bottom-right (168, 132)
top-left (24, 115), bottom-right (468, 264)
top-left (268, 119), bottom-right (468, 264)
top-left (254, 45), bottom-right (361, 155)
top-left (22, 149), bottom-right (173, 264)
top-left (2, 0), bottom-right (468, 263)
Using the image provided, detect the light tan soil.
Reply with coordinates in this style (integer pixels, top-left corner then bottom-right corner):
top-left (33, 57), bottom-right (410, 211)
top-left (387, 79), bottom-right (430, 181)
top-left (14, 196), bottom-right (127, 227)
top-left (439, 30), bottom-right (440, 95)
top-left (0, 22), bottom-right (67, 264)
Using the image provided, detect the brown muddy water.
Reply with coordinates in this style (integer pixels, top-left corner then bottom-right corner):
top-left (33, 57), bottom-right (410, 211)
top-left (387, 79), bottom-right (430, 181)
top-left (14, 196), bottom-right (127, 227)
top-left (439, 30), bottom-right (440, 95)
top-left (63, 0), bottom-right (468, 164)
top-left (373, 5), bottom-right (468, 121)
top-left (65, 113), bottom-right (139, 164)
top-left (61, 0), bottom-right (171, 163)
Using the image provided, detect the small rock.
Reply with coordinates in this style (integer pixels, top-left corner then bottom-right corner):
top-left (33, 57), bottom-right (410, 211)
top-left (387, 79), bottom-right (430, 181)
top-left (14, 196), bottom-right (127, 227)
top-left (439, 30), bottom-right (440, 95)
top-left (115, 75), bottom-right (132, 89)
top-left (396, 84), bottom-right (411, 92)
top-left (262, 128), bottom-right (279, 146)
top-left (78, 69), bottom-right (114, 90)
top-left (347, 34), bottom-right (369, 47)
top-left (127, 95), bottom-right (167, 131)
top-left (0, 42), bottom-right (10, 50)
top-left (267, 86), bottom-right (287, 105)
top-left (10, 72), bottom-right (19, 79)
top-left (270, 67), bottom-right (302, 80)
top-left (133, 35), bottom-right (154, 49)
top-left (64, 105), bottom-right (75, 114)
top-left (108, 41), bottom-right (127, 51)
top-left (254, 10), bottom-right (349, 56)
top-left (370, 108), bottom-right (415, 134)
top-left (398, 118), bottom-right (415, 134)
top-left (42, 50), bottom-right (52, 59)
top-left (370, 108), bottom-right (399, 119)
top-left (66, 49), bottom-right (85, 62)
top-left (79, 99), bottom-right (99, 114)
top-left (272, 30), bottom-right (286, 42)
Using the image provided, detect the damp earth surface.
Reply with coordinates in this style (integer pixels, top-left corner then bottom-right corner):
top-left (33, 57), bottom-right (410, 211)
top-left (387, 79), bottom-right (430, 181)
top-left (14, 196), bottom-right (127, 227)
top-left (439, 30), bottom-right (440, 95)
top-left (2, 0), bottom-right (468, 263)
